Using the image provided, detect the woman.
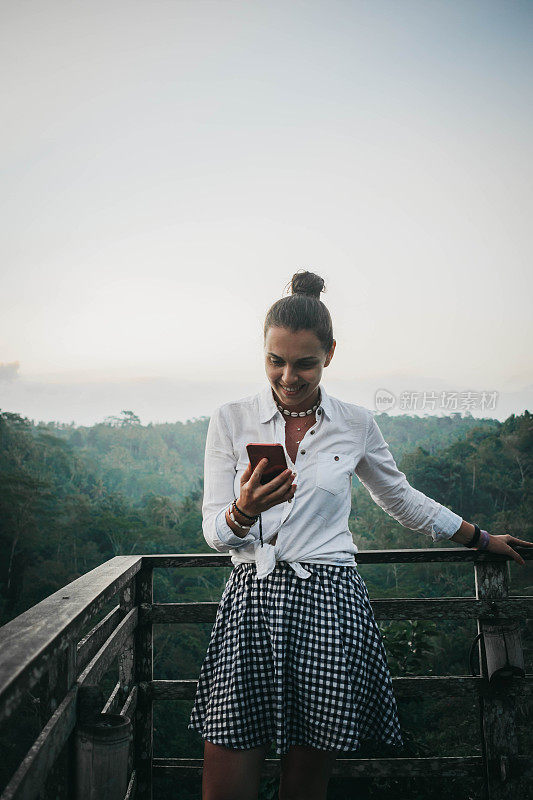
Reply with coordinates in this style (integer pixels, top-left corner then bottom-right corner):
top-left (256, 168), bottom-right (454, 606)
top-left (188, 270), bottom-right (530, 800)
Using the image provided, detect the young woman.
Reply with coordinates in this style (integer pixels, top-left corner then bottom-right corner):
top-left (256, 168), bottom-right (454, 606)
top-left (188, 270), bottom-right (530, 800)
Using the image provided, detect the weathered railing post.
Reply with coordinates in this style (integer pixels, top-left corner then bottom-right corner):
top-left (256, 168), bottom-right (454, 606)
top-left (37, 638), bottom-right (77, 800)
top-left (134, 564), bottom-right (153, 799)
top-left (120, 580), bottom-right (136, 779)
top-left (475, 558), bottom-right (528, 799)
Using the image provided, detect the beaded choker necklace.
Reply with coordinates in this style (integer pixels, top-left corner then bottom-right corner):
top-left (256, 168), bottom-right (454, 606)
top-left (274, 387), bottom-right (321, 417)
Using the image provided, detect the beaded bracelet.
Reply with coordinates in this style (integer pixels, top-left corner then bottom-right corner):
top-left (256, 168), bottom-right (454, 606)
top-left (233, 500), bottom-right (259, 522)
top-left (227, 505), bottom-right (251, 532)
top-left (228, 500), bottom-right (263, 547)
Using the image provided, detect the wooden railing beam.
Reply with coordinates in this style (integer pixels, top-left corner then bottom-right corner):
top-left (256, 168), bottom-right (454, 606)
top-left (76, 605), bottom-right (122, 674)
top-left (77, 608), bottom-right (138, 688)
top-left (141, 549), bottom-right (533, 570)
top-left (152, 754), bottom-right (486, 779)
top-left (124, 769), bottom-right (137, 800)
top-left (0, 556), bottom-right (142, 724)
top-left (150, 675), bottom-right (533, 702)
top-left (102, 681), bottom-right (122, 715)
top-left (140, 596), bottom-right (533, 624)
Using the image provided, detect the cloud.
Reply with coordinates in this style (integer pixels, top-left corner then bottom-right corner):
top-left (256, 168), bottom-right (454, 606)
top-left (0, 361), bottom-right (20, 382)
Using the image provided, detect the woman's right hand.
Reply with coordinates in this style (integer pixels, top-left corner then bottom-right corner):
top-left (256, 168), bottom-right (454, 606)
top-left (238, 458), bottom-right (297, 517)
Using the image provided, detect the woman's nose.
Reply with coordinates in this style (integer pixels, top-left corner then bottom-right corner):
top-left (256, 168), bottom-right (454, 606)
top-left (282, 367), bottom-right (298, 384)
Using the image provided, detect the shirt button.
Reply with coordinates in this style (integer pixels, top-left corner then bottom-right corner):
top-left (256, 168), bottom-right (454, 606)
top-left (317, 409), bottom-right (322, 415)
top-left (334, 455), bottom-right (339, 461)
top-left (310, 430), bottom-right (315, 435)
top-left (300, 449), bottom-right (306, 455)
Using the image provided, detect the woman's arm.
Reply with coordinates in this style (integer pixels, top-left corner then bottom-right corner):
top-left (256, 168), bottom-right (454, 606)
top-left (354, 412), bottom-right (531, 565)
top-left (354, 411), bottom-right (462, 541)
top-left (450, 520), bottom-right (478, 546)
top-left (201, 406), bottom-right (259, 552)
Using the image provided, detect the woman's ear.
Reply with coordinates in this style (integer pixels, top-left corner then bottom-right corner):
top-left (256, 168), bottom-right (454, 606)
top-left (324, 340), bottom-right (336, 366)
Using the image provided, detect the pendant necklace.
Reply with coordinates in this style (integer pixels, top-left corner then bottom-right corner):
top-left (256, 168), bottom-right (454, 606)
top-left (292, 417), bottom-right (313, 444)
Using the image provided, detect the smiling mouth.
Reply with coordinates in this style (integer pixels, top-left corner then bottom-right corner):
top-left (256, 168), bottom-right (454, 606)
top-left (280, 384), bottom-right (305, 395)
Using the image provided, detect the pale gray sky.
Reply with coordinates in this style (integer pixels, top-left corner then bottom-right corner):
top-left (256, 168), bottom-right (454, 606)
top-left (1, 0), bottom-right (532, 425)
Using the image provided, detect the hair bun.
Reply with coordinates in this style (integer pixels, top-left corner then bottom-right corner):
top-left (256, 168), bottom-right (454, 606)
top-left (290, 270), bottom-right (325, 300)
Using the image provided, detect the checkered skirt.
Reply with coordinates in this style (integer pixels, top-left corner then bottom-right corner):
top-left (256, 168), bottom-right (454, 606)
top-left (188, 561), bottom-right (404, 756)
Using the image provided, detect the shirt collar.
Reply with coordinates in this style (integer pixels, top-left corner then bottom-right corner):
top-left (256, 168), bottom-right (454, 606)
top-left (258, 382), bottom-right (333, 423)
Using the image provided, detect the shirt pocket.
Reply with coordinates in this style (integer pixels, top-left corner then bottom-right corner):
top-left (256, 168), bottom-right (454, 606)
top-left (315, 451), bottom-right (354, 495)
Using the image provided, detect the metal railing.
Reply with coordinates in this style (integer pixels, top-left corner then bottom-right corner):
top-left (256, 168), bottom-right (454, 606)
top-left (0, 548), bottom-right (532, 800)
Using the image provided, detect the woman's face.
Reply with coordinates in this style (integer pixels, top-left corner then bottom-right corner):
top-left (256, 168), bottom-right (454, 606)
top-left (264, 326), bottom-right (335, 411)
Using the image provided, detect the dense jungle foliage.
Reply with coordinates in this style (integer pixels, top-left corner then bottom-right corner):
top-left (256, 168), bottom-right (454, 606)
top-left (1, 406), bottom-right (531, 799)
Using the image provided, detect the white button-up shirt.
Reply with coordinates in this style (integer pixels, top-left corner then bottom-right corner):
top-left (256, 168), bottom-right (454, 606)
top-left (201, 383), bottom-right (463, 580)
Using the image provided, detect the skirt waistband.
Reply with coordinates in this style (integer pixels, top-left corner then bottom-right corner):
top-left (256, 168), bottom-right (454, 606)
top-left (233, 560), bottom-right (359, 576)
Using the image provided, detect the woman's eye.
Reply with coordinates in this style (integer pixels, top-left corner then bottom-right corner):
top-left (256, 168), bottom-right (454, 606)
top-left (270, 358), bottom-right (313, 367)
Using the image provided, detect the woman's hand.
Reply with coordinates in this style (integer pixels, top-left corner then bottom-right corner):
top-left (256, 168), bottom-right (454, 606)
top-left (238, 458), bottom-right (297, 518)
top-left (485, 533), bottom-right (533, 566)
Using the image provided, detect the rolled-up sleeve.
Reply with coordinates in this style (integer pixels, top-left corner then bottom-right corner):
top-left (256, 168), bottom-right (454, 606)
top-left (202, 405), bottom-right (260, 552)
top-left (354, 412), bottom-right (462, 542)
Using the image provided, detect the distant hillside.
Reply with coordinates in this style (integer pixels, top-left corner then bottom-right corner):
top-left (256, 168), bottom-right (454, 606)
top-left (34, 408), bottom-right (499, 503)
top-left (0, 407), bottom-right (531, 624)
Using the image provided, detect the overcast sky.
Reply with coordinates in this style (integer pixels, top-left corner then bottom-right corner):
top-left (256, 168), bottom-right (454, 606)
top-left (1, 0), bottom-right (531, 425)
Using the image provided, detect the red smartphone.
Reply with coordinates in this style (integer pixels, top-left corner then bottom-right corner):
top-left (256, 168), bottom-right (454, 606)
top-left (246, 443), bottom-right (289, 486)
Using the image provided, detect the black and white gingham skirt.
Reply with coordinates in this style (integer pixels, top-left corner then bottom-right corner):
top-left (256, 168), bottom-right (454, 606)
top-left (188, 561), bottom-right (404, 756)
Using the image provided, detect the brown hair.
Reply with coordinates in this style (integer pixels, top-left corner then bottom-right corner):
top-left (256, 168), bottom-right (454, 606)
top-left (263, 270), bottom-right (334, 353)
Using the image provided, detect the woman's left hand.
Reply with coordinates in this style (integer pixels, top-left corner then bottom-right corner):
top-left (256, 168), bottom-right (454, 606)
top-left (485, 533), bottom-right (533, 566)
